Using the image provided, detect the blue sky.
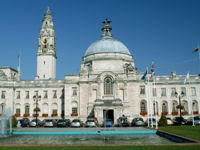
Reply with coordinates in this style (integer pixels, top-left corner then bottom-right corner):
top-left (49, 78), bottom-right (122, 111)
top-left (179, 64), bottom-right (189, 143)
top-left (0, 0), bottom-right (200, 79)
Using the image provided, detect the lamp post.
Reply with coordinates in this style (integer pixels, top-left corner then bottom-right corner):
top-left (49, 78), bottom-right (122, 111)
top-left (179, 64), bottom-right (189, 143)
top-left (175, 91), bottom-right (184, 118)
top-left (33, 94), bottom-right (41, 127)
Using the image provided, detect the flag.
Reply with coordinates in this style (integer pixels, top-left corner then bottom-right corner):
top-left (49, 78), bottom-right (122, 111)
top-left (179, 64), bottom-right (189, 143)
top-left (17, 53), bottom-right (20, 59)
top-left (151, 61), bottom-right (154, 76)
top-left (193, 48), bottom-right (199, 53)
top-left (141, 68), bottom-right (148, 80)
top-left (184, 72), bottom-right (189, 84)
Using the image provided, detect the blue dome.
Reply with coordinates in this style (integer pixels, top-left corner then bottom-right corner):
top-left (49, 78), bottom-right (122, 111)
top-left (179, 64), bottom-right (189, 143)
top-left (84, 37), bottom-right (131, 57)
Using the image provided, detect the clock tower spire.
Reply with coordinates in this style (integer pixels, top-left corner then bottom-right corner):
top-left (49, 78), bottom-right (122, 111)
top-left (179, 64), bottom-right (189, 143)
top-left (36, 7), bottom-right (56, 80)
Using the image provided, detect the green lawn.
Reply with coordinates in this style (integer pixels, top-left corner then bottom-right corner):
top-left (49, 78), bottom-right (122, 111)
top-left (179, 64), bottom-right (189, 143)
top-left (0, 145), bottom-right (200, 150)
top-left (158, 126), bottom-right (200, 141)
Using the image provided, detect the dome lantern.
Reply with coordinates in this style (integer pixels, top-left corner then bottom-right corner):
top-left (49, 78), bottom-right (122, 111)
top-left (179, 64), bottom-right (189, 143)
top-left (101, 18), bottom-right (112, 38)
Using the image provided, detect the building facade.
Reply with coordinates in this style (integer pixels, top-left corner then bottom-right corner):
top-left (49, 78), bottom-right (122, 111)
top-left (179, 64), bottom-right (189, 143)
top-left (0, 8), bottom-right (200, 124)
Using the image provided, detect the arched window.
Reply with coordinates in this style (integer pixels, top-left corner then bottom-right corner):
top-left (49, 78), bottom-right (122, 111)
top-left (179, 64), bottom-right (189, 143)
top-left (33, 103), bottom-right (36, 113)
top-left (72, 101), bottom-right (78, 115)
top-left (172, 100), bottom-right (178, 112)
top-left (153, 101), bottom-right (158, 115)
top-left (192, 100), bottom-right (198, 112)
top-left (140, 100), bottom-right (147, 112)
top-left (25, 104), bottom-right (30, 114)
top-left (162, 101), bottom-right (168, 113)
top-left (104, 76), bottom-right (113, 95)
top-left (52, 103), bottom-right (58, 115)
top-left (43, 103), bottom-right (48, 114)
top-left (182, 100), bottom-right (188, 112)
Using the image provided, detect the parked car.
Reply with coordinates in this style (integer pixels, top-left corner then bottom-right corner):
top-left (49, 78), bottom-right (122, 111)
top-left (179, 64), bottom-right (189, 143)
top-left (117, 116), bottom-right (129, 127)
top-left (173, 117), bottom-right (187, 125)
top-left (187, 116), bottom-right (200, 125)
top-left (71, 119), bottom-right (82, 127)
top-left (64, 119), bottom-right (71, 127)
top-left (29, 119), bottom-right (43, 127)
top-left (57, 119), bottom-right (67, 127)
top-left (132, 118), bottom-right (144, 126)
top-left (166, 118), bottom-right (173, 125)
top-left (43, 119), bottom-right (57, 127)
top-left (19, 118), bottom-right (30, 127)
top-left (103, 119), bottom-right (113, 127)
top-left (52, 119), bottom-right (58, 126)
top-left (85, 119), bottom-right (98, 127)
top-left (146, 118), bottom-right (157, 126)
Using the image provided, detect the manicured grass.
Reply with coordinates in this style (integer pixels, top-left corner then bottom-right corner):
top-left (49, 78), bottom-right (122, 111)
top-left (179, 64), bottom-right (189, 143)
top-left (158, 126), bottom-right (200, 141)
top-left (0, 145), bottom-right (200, 150)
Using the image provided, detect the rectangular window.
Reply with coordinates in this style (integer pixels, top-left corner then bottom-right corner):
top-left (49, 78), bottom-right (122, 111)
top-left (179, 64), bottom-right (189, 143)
top-left (153, 88), bottom-right (156, 97)
top-left (140, 86), bottom-right (145, 95)
top-left (44, 91), bottom-right (48, 99)
top-left (1, 91), bottom-right (6, 99)
top-left (16, 91), bottom-right (20, 99)
top-left (16, 108), bottom-right (20, 115)
top-left (72, 87), bottom-right (77, 96)
top-left (171, 88), bottom-right (176, 97)
top-left (34, 91), bottom-right (38, 96)
top-left (53, 90), bottom-right (57, 98)
top-left (25, 91), bottom-right (29, 99)
top-left (25, 105), bottom-right (29, 114)
top-left (191, 87), bottom-right (196, 96)
top-left (161, 88), bottom-right (166, 97)
top-left (181, 87), bottom-right (186, 96)
top-left (72, 108), bottom-right (78, 114)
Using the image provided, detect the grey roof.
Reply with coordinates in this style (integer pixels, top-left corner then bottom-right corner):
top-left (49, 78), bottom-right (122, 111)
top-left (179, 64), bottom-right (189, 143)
top-left (84, 37), bottom-right (131, 57)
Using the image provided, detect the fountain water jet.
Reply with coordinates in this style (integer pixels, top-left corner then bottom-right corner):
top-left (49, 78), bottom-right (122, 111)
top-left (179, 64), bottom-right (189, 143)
top-left (0, 108), bottom-right (12, 136)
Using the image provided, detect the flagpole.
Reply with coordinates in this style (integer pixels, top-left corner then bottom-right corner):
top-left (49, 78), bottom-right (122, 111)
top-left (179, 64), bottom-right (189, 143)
top-left (17, 52), bottom-right (21, 80)
top-left (188, 75), bottom-right (195, 126)
top-left (150, 81), bottom-right (153, 128)
top-left (154, 76), bottom-right (158, 129)
top-left (146, 79), bottom-right (149, 127)
top-left (149, 77), bottom-right (153, 128)
top-left (199, 49), bottom-right (200, 74)
top-left (151, 61), bottom-right (156, 128)
top-left (146, 67), bottom-right (150, 127)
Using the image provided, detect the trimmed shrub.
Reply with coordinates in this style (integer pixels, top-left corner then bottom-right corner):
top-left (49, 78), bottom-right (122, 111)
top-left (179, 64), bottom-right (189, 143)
top-left (158, 114), bottom-right (167, 126)
top-left (7, 115), bottom-right (17, 128)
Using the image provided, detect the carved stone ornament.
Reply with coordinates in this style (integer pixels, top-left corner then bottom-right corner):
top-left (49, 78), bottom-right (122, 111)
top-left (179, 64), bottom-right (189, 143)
top-left (0, 70), bottom-right (8, 80)
top-left (124, 63), bottom-right (134, 72)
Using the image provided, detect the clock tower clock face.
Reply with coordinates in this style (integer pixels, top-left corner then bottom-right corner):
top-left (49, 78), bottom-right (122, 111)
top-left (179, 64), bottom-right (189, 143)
top-left (41, 38), bottom-right (49, 46)
top-left (41, 38), bottom-right (49, 52)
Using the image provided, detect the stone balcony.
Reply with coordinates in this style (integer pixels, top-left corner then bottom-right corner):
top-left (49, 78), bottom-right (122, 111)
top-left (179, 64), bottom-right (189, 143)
top-left (94, 98), bottom-right (123, 107)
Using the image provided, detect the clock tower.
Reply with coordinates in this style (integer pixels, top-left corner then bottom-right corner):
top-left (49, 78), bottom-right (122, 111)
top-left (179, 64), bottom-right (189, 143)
top-left (36, 8), bottom-right (56, 80)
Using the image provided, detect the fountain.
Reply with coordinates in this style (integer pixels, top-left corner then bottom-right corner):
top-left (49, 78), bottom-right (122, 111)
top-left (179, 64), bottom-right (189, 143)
top-left (0, 108), bottom-right (12, 136)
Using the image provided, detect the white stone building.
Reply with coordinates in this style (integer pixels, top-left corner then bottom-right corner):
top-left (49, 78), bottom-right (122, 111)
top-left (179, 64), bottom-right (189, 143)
top-left (0, 8), bottom-right (200, 124)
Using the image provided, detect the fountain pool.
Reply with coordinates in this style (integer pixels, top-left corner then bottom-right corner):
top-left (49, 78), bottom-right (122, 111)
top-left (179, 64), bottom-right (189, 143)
top-left (0, 127), bottom-right (195, 145)
top-left (0, 134), bottom-right (174, 145)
